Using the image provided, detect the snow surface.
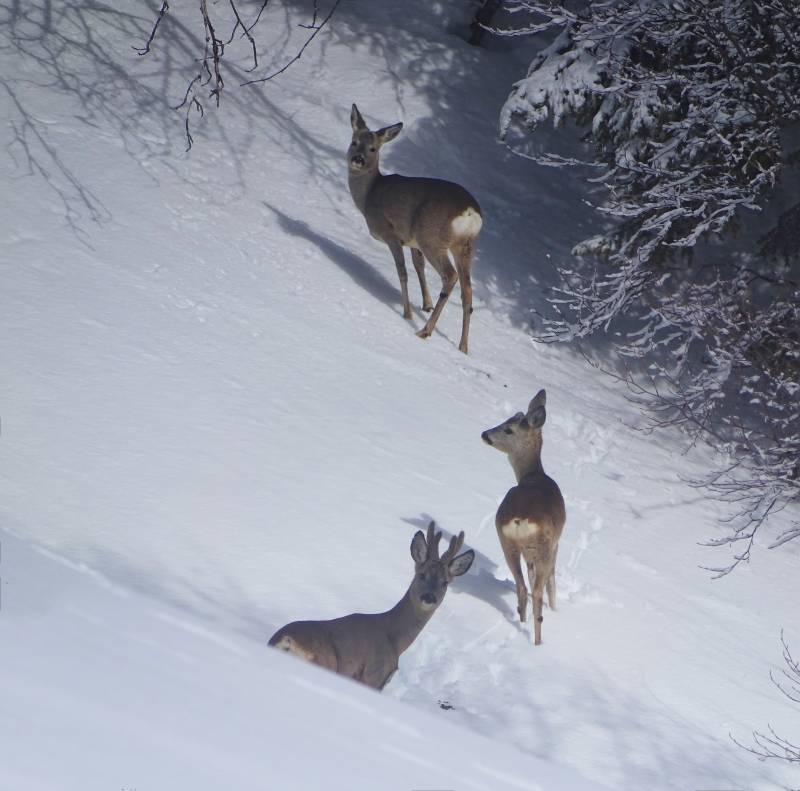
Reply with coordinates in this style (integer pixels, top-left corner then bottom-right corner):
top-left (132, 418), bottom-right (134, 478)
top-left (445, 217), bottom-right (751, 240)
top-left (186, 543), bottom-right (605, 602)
top-left (1, 1), bottom-right (798, 789)
top-left (0, 530), bottom-right (606, 790)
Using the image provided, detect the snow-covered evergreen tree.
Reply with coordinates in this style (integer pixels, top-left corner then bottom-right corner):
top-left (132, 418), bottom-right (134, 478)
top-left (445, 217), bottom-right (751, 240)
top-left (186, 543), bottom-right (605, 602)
top-left (500, 0), bottom-right (800, 571)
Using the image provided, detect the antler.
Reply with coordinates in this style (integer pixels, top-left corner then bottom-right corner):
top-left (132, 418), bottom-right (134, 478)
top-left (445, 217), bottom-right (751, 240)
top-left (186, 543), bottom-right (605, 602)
top-left (422, 521), bottom-right (465, 562)
top-left (425, 520), bottom-right (443, 559)
top-left (440, 531), bottom-right (466, 564)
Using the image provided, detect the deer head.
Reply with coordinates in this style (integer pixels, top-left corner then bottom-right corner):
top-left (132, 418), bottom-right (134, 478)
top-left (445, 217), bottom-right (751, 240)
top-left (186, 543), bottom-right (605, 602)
top-left (409, 522), bottom-right (474, 612)
top-left (482, 389), bottom-right (546, 452)
top-left (348, 103), bottom-right (403, 175)
top-left (481, 390), bottom-right (547, 480)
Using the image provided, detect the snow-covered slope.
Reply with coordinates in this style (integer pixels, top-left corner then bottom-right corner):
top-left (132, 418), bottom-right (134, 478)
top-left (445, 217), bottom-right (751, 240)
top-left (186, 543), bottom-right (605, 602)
top-left (0, 530), bottom-right (607, 791)
top-left (1, 1), bottom-right (798, 789)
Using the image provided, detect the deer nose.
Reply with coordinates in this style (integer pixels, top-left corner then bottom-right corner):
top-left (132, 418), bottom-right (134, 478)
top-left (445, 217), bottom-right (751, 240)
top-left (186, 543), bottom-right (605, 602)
top-left (481, 431), bottom-right (493, 446)
top-left (351, 154), bottom-right (365, 167)
top-left (421, 593), bottom-right (436, 605)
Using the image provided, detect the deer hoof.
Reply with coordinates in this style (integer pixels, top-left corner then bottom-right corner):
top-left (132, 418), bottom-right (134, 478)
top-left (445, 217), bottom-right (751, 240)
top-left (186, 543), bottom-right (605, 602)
top-left (422, 305), bottom-right (433, 313)
top-left (458, 342), bottom-right (468, 355)
top-left (416, 328), bottom-right (431, 340)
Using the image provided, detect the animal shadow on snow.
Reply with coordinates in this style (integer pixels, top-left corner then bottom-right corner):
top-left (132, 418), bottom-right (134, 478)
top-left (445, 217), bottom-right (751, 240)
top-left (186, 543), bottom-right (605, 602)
top-left (402, 513), bottom-right (523, 628)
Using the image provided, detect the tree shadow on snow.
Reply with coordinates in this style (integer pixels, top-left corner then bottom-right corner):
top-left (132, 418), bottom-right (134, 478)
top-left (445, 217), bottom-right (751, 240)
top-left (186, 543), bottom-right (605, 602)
top-left (1, 0), bottom-right (611, 345)
top-left (324, 4), bottom-right (606, 340)
top-left (0, 0), bottom-right (344, 244)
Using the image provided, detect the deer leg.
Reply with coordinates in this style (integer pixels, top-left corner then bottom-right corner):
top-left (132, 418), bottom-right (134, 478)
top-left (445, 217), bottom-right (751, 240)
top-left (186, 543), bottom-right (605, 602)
top-left (417, 250), bottom-right (456, 340)
top-left (546, 545), bottom-right (558, 611)
top-left (411, 248), bottom-right (433, 312)
top-left (499, 539), bottom-right (528, 622)
top-left (387, 241), bottom-right (412, 320)
top-left (526, 558), bottom-right (544, 646)
top-left (527, 547), bottom-right (554, 646)
top-left (454, 252), bottom-right (472, 355)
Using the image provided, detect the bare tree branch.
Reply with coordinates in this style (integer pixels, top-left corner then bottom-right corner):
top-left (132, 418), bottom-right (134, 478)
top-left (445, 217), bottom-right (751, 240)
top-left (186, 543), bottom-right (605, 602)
top-left (241, 0), bottom-right (342, 87)
top-left (136, 0), bottom-right (341, 150)
top-left (225, 0), bottom-right (258, 72)
top-left (134, 0), bottom-right (169, 56)
top-left (734, 631), bottom-right (800, 764)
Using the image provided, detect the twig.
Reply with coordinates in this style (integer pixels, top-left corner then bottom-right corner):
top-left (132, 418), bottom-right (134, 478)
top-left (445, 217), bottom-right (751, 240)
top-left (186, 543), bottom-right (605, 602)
top-left (246, 0), bottom-right (271, 34)
top-left (732, 631), bottom-right (800, 764)
top-left (200, 0), bottom-right (224, 106)
top-left (226, 0), bottom-right (258, 72)
top-left (241, 0), bottom-right (341, 86)
top-left (299, 0), bottom-right (321, 29)
top-left (135, 1), bottom-right (169, 56)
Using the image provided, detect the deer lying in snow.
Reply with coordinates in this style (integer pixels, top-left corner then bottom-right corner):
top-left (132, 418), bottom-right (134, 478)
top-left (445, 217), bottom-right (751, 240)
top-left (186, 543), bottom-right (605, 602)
top-left (347, 104), bottom-right (483, 354)
top-left (269, 523), bottom-right (474, 690)
top-left (482, 390), bottom-right (566, 645)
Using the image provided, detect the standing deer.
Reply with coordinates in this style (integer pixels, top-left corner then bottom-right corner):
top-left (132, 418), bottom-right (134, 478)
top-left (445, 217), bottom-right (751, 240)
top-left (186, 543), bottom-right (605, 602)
top-left (481, 390), bottom-right (566, 646)
top-left (268, 522), bottom-right (474, 690)
top-left (347, 104), bottom-right (483, 354)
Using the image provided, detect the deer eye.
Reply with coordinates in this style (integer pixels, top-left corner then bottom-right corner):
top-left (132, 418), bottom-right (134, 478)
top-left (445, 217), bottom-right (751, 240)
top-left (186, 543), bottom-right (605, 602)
top-left (369, 147), bottom-right (376, 152)
top-left (504, 428), bottom-right (513, 435)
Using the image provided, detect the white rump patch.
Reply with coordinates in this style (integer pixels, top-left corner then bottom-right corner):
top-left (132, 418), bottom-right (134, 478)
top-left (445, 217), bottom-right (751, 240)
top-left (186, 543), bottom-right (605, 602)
top-left (501, 519), bottom-right (540, 541)
top-left (451, 207), bottom-right (482, 238)
top-left (273, 635), bottom-right (315, 662)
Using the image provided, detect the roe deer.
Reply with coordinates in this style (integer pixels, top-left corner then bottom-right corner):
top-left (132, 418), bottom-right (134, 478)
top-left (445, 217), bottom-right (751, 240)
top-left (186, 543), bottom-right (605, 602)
top-left (269, 522), bottom-right (474, 690)
top-left (347, 104), bottom-right (483, 354)
top-left (481, 390), bottom-right (566, 645)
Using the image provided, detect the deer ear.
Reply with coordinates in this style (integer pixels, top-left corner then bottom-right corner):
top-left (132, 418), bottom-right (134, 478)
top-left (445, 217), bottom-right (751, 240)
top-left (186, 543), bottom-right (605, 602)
top-left (375, 122), bottom-right (402, 145)
top-left (527, 389), bottom-right (547, 428)
top-left (448, 550), bottom-right (474, 578)
top-left (351, 104), bottom-right (367, 132)
top-left (410, 530), bottom-right (428, 564)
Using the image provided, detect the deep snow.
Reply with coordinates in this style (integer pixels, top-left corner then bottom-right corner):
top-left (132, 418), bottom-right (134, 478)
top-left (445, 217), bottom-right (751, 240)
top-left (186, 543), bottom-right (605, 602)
top-left (1, 1), bottom-right (798, 789)
top-left (0, 529), bottom-right (608, 790)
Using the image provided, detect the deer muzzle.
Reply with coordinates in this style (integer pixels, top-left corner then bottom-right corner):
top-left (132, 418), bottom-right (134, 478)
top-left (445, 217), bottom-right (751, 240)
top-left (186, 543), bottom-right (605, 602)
top-left (420, 593), bottom-right (437, 607)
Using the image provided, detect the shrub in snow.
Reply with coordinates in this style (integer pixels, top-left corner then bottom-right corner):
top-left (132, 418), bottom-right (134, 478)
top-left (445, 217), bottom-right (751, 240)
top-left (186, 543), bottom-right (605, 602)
top-left (499, 0), bottom-right (800, 572)
top-left (735, 631), bottom-right (800, 767)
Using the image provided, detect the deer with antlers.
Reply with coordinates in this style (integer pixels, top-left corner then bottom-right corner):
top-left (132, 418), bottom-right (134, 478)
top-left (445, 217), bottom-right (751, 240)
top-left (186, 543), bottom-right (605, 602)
top-left (269, 523), bottom-right (474, 690)
top-left (482, 390), bottom-right (566, 646)
top-left (347, 104), bottom-right (483, 354)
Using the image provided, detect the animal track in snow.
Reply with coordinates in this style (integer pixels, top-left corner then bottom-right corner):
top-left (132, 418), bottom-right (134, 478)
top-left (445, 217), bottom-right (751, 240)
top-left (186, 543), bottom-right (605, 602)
top-left (557, 411), bottom-right (617, 470)
top-left (565, 504), bottom-right (605, 573)
top-left (558, 570), bottom-right (616, 607)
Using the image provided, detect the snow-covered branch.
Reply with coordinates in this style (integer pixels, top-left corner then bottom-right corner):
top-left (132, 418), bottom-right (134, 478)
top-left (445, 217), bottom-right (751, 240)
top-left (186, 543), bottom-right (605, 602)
top-left (502, 0), bottom-right (800, 566)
